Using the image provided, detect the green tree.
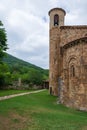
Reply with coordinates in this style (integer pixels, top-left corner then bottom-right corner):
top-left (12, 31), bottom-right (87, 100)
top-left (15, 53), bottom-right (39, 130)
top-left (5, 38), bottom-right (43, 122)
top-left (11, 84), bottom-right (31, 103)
top-left (0, 64), bottom-right (12, 88)
top-left (28, 69), bottom-right (43, 85)
top-left (0, 21), bottom-right (8, 88)
top-left (0, 20), bottom-right (7, 63)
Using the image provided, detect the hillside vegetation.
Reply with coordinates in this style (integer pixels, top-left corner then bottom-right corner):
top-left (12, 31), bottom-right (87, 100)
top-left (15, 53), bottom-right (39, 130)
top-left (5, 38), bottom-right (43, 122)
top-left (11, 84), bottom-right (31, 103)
top-left (0, 53), bottom-right (49, 89)
top-left (3, 53), bottom-right (46, 71)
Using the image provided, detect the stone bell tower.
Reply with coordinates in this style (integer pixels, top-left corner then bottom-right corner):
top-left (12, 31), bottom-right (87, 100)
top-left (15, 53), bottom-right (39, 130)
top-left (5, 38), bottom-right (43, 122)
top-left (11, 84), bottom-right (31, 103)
top-left (48, 8), bottom-right (66, 96)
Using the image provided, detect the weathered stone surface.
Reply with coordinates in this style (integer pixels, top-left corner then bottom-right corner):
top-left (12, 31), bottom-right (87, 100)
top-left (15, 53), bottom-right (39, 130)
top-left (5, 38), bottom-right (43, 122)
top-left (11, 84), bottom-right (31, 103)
top-left (49, 8), bottom-right (87, 111)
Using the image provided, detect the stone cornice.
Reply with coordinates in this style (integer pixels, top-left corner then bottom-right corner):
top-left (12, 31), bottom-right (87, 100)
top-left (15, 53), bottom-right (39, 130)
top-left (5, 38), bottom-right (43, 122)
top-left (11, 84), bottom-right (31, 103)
top-left (63, 37), bottom-right (87, 50)
top-left (60, 25), bottom-right (87, 29)
top-left (48, 8), bottom-right (66, 16)
top-left (50, 25), bottom-right (87, 31)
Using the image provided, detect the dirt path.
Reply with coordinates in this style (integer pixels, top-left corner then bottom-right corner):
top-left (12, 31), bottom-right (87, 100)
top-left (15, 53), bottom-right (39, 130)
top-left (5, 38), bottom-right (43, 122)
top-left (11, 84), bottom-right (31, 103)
top-left (0, 89), bottom-right (46, 101)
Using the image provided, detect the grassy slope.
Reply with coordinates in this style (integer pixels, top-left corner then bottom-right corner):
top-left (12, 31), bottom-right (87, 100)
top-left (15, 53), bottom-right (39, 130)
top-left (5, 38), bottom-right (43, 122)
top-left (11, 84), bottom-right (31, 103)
top-left (0, 90), bottom-right (87, 130)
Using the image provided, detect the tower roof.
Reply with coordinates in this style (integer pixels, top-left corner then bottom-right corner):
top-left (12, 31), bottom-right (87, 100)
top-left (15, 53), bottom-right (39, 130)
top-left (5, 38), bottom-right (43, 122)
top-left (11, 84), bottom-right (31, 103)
top-left (48, 8), bottom-right (66, 16)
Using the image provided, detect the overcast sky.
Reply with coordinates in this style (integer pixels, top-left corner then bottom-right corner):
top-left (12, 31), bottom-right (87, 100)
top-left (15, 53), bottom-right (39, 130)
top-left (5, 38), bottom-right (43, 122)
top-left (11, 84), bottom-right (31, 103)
top-left (0, 0), bottom-right (87, 69)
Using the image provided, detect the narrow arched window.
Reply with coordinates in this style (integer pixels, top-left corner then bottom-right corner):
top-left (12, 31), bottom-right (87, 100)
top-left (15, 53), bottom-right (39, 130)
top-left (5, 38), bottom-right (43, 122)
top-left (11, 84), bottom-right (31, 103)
top-left (70, 65), bottom-right (75, 77)
top-left (54, 14), bottom-right (59, 26)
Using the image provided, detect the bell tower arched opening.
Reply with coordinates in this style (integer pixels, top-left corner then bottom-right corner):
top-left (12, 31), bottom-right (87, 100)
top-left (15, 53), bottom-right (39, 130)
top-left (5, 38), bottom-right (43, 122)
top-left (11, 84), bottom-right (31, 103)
top-left (54, 14), bottom-right (59, 26)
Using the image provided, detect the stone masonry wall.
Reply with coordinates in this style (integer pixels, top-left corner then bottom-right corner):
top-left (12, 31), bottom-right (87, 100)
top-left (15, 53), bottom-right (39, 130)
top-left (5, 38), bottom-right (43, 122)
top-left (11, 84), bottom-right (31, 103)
top-left (49, 7), bottom-right (87, 111)
top-left (49, 8), bottom-right (66, 96)
top-left (49, 27), bottom-right (60, 96)
top-left (61, 38), bottom-right (87, 110)
top-left (60, 26), bottom-right (87, 46)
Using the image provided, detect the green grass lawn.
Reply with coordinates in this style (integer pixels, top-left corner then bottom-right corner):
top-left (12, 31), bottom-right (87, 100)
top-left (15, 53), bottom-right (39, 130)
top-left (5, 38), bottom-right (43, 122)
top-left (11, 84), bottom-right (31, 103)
top-left (0, 90), bottom-right (87, 130)
top-left (0, 89), bottom-right (34, 97)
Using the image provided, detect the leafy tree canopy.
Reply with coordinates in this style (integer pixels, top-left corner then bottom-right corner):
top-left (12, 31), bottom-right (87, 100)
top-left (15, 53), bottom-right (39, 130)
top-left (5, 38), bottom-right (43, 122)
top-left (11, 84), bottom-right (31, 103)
top-left (0, 20), bottom-right (7, 63)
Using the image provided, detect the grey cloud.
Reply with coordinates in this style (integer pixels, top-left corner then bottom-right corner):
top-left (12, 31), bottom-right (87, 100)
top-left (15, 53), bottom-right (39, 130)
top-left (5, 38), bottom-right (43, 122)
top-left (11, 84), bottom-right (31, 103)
top-left (0, 0), bottom-right (87, 68)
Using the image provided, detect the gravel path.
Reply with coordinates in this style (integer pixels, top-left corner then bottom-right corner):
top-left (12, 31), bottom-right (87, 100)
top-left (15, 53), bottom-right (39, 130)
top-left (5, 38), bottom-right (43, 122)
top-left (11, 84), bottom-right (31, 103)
top-left (0, 89), bottom-right (46, 101)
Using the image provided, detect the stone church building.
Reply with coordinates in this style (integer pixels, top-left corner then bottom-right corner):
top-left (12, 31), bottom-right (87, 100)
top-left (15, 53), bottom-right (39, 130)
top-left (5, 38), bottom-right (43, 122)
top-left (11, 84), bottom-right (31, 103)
top-left (49, 8), bottom-right (87, 111)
